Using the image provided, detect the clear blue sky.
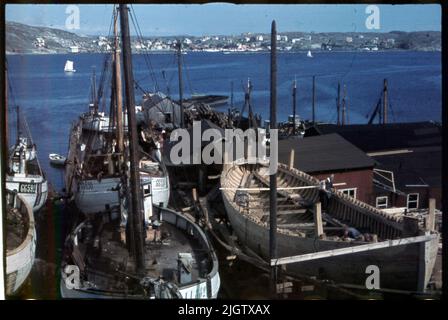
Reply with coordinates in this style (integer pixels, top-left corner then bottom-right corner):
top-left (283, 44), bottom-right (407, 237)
top-left (6, 4), bottom-right (441, 36)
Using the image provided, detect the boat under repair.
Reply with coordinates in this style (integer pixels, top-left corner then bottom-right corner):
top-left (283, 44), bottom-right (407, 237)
top-left (221, 162), bottom-right (439, 292)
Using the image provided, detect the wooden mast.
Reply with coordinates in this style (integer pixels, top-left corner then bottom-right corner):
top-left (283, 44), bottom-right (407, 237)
top-left (342, 84), bottom-right (347, 126)
top-left (92, 69), bottom-right (97, 112)
top-left (292, 79), bottom-right (297, 133)
top-left (5, 61), bottom-right (8, 147)
top-left (230, 81), bottom-right (234, 109)
top-left (337, 82), bottom-right (341, 125)
top-left (269, 20), bottom-right (278, 293)
top-left (114, 7), bottom-right (124, 157)
top-left (16, 105), bottom-right (21, 143)
top-left (312, 75), bottom-right (316, 124)
top-left (247, 79), bottom-right (256, 128)
top-left (119, 4), bottom-right (146, 273)
top-left (177, 40), bottom-right (184, 128)
top-left (383, 78), bottom-right (388, 124)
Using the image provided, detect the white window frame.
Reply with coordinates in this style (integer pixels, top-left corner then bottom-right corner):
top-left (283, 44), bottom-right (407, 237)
top-left (407, 193), bottom-right (419, 210)
top-left (376, 196), bottom-right (388, 209)
top-left (340, 188), bottom-right (357, 199)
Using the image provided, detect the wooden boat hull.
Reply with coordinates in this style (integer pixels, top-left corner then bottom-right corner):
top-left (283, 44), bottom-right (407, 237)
top-left (60, 206), bottom-right (220, 299)
top-left (221, 163), bottom-right (439, 292)
top-left (6, 191), bottom-right (37, 296)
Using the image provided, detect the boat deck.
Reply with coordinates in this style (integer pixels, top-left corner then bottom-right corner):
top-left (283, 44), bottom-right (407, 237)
top-left (6, 207), bottom-right (28, 251)
top-left (82, 219), bottom-right (209, 292)
top-left (223, 163), bottom-right (403, 241)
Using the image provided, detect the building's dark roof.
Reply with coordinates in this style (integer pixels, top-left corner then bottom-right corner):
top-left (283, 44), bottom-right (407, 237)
top-left (373, 146), bottom-right (442, 190)
top-left (162, 119), bottom-right (225, 166)
top-left (305, 122), bottom-right (442, 153)
top-left (142, 92), bottom-right (179, 110)
top-left (278, 133), bottom-right (375, 174)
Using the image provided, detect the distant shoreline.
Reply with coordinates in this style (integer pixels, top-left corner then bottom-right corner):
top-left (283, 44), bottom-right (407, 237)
top-left (5, 48), bottom-right (442, 56)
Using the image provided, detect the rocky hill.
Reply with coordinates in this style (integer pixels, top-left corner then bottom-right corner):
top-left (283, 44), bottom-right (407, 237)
top-left (5, 21), bottom-right (441, 54)
top-left (6, 21), bottom-right (97, 54)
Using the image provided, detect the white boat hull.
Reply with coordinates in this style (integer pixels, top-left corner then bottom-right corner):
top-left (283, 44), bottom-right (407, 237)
top-left (74, 175), bottom-right (170, 214)
top-left (6, 176), bottom-right (48, 213)
top-left (6, 192), bottom-right (37, 296)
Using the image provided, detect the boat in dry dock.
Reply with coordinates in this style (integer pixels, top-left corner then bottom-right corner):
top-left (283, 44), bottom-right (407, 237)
top-left (220, 161), bottom-right (439, 292)
top-left (6, 106), bottom-right (48, 213)
top-left (5, 189), bottom-right (37, 296)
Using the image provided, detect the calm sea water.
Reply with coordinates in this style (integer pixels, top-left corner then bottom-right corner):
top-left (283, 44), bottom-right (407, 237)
top-left (7, 51), bottom-right (442, 192)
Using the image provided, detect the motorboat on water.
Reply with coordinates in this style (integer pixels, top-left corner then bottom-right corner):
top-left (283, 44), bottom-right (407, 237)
top-left (49, 153), bottom-right (67, 166)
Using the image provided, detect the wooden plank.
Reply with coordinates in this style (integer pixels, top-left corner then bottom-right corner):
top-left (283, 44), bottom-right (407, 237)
top-left (426, 198), bottom-right (436, 232)
top-left (220, 185), bottom-right (318, 192)
top-left (278, 222), bottom-right (317, 229)
top-left (260, 209), bottom-right (307, 216)
top-left (270, 234), bottom-right (438, 266)
top-left (314, 202), bottom-right (324, 237)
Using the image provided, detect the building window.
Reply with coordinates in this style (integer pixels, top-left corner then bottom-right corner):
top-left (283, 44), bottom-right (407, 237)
top-left (376, 196), bottom-right (388, 209)
top-left (407, 193), bottom-right (419, 209)
top-left (164, 112), bottom-right (172, 123)
top-left (340, 188), bottom-right (357, 199)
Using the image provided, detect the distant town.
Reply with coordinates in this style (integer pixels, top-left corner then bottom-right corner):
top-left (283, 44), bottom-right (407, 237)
top-left (6, 21), bottom-right (441, 54)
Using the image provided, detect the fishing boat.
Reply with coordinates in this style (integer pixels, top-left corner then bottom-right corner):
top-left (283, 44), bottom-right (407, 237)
top-left (307, 50), bottom-right (313, 58)
top-left (64, 60), bottom-right (76, 73)
top-left (5, 189), bottom-right (37, 296)
top-left (49, 153), bottom-right (66, 166)
top-left (61, 5), bottom-right (220, 299)
top-left (60, 203), bottom-right (221, 299)
top-left (65, 58), bottom-right (169, 214)
top-left (6, 107), bottom-right (48, 213)
top-left (220, 161), bottom-right (439, 292)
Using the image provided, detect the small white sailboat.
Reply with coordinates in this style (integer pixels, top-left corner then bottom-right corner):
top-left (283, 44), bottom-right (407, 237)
top-left (64, 60), bottom-right (76, 73)
top-left (307, 50), bottom-right (313, 58)
top-left (49, 153), bottom-right (66, 166)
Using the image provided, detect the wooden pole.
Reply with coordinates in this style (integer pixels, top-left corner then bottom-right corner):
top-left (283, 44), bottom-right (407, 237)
top-left (177, 40), bottom-right (184, 128)
top-left (292, 79), bottom-right (297, 133)
top-left (314, 202), bottom-right (324, 237)
top-left (230, 81), bottom-right (234, 109)
top-left (383, 78), bottom-right (388, 124)
top-left (92, 68), bottom-right (97, 112)
top-left (342, 84), bottom-right (346, 126)
top-left (269, 20), bottom-right (278, 295)
top-left (5, 62), bottom-right (8, 147)
top-left (16, 105), bottom-right (21, 143)
top-left (337, 82), bottom-right (341, 125)
top-left (312, 75), bottom-right (316, 124)
top-left (426, 198), bottom-right (436, 232)
top-left (114, 8), bottom-right (124, 157)
top-left (119, 4), bottom-right (146, 273)
top-left (271, 234), bottom-right (437, 266)
top-left (289, 149), bottom-right (294, 170)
